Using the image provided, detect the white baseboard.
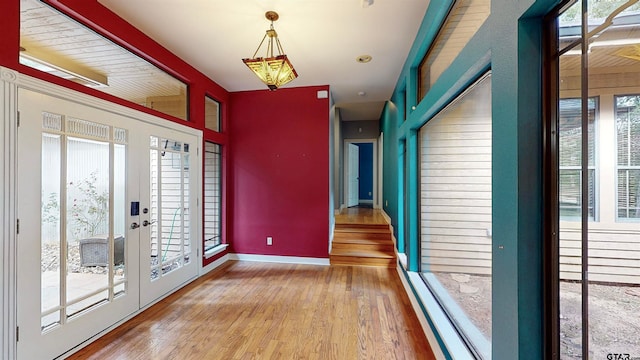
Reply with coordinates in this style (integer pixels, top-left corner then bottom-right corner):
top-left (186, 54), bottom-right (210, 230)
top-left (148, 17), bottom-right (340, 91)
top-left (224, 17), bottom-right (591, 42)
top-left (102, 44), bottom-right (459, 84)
top-left (359, 199), bottom-right (373, 204)
top-left (229, 253), bottom-right (330, 266)
top-left (380, 209), bottom-right (392, 224)
top-left (201, 253), bottom-right (230, 275)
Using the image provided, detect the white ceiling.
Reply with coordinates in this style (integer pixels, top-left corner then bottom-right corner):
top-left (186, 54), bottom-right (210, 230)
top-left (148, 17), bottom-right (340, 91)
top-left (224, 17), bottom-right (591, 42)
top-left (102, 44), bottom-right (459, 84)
top-left (98, 0), bottom-right (430, 121)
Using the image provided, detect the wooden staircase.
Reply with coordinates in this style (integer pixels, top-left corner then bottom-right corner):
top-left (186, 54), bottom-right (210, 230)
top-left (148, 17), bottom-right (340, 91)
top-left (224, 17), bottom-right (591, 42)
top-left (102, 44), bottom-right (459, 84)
top-left (330, 222), bottom-right (396, 268)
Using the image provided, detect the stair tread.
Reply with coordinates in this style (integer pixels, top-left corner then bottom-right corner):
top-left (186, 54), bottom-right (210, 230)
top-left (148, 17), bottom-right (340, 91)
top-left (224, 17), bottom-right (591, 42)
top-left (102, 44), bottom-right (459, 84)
top-left (332, 237), bottom-right (392, 245)
top-left (335, 222), bottom-right (388, 226)
top-left (334, 228), bottom-right (390, 234)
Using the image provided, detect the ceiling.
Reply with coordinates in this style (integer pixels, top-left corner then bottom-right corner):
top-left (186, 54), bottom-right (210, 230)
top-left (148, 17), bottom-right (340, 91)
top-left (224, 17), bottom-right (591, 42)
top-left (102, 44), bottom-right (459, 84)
top-left (96, 0), bottom-right (431, 121)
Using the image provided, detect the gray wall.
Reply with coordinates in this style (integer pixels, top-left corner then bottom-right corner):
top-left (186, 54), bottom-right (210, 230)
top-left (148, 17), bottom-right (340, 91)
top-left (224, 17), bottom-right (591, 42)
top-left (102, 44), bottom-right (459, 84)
top-left (337, 119), bottom-right (380, 208)
top-left (341, 120), bottom-right (379, 139)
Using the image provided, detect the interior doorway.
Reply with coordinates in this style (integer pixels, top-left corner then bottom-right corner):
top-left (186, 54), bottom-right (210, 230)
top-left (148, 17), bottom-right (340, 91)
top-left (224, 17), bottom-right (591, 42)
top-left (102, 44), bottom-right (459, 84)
top-left (344, 139), bottom-right (378, 209)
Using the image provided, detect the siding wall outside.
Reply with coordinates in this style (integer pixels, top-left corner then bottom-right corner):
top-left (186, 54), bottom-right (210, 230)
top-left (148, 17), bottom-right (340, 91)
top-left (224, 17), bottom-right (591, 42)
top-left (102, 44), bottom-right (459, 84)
top-left (420, 76), bottom-right (492, 275)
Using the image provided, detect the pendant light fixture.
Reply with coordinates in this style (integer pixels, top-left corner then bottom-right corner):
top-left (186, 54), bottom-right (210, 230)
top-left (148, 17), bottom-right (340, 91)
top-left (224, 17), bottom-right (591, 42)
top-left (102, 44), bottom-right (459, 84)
top-left (242, 11), bottom-right (298, 91)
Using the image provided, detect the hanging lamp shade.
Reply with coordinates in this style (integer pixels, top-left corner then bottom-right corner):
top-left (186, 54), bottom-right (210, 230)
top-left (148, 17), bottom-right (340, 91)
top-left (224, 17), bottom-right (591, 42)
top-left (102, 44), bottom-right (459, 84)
top-left (242, 11), bottom-right (298, 90)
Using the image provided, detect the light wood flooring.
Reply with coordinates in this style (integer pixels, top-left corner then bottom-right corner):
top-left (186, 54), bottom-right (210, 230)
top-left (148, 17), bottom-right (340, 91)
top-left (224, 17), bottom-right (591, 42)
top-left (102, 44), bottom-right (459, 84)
top-left (67, 261), bottom-right (434, 360)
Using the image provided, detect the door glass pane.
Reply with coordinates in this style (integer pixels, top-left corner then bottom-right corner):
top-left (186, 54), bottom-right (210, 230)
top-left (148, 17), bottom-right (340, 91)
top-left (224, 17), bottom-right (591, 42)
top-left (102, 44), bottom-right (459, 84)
top-left (114, 142), bottom-right (126, 295)
top-left (557, 1), bottom-right (640, 358)
top-left (558, 42), bottom-right (584, 359)
top-left (160, 144), bottom-right (182, 273)
top-left (183, 143), bottom-right (191, 265)
top-left (66, 136), bottom-right (110, 316)
top-left (41, 132), bottom-right (61, 330)
top-left (150, 147), bottom-right (160, 280)
top-left (149, 136), bottom-right (190, 280)
top-left (40, 112), bottom-right (129, 330)
top-left (587, 1), bottom-right (640, 359)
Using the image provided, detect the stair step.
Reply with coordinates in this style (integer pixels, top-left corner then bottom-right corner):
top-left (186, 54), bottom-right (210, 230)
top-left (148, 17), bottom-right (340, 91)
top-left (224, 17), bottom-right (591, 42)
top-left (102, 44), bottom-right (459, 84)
top-left (334, 227), bottom-right (391, 234)
top-left (330, 252), bottom-right (396, 268)
top-left (330, 248), bottom-right (394, 259)
top-left (331, 213), bottom-right (395, 268)
top-left (335, 223), bottom-right (389, 231)
top-left (334, 234), bottom-right (390, 242)
top-left (332, 242), bottom-right (395, 253)
top-left (332, 237), bottom-right (391, 245)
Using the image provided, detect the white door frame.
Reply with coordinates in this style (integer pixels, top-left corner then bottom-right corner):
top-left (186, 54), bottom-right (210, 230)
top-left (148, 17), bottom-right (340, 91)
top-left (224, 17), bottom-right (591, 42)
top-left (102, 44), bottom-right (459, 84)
top-left (343, 138), bottom-right (378, 209)
top-left (346, 143), bottom-right (359, 207)
top-left (1, 67), bottom-right (202, 359)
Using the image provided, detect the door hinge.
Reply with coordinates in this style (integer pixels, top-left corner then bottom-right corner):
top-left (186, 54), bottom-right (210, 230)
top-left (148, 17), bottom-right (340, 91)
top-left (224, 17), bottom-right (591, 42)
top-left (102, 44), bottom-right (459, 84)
top-left (16, 326), bottom-right (19, 342)
top-left (17, 111), bottom-right (20, 127)
top-left (16, 219), bottom-right (19, 234)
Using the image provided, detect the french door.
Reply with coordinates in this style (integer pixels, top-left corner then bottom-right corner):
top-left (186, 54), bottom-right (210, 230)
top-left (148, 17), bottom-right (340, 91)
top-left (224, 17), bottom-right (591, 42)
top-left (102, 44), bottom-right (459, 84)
top-left (139, 127), bottom-right (199, 307)
top-left (545, 1), bottom-right (640, 358)
top-left (16, 88), bottom-right (199, 359)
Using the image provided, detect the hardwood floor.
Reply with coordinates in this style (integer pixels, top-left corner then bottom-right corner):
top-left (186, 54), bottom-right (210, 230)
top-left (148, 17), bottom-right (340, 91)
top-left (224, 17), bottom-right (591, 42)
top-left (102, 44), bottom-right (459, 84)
top-left (334, 207), bottom-right (389, 226)
top-left (67, 261), bottom-right (434, 360)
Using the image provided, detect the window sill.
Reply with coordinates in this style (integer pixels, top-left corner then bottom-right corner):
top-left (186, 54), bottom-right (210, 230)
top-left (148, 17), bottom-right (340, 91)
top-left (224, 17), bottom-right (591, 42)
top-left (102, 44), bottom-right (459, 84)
top-left (204, 243), bottom-right (228, 259)
top-left (398, 252), bottom-right (408, 269)
top-left (403, 270), bottom-right (476, 360)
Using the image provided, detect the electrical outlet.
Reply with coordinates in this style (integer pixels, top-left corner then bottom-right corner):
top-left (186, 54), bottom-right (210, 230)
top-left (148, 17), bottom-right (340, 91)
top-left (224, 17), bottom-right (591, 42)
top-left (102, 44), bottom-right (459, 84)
top-left (267, 236), bottom-right (273, 246)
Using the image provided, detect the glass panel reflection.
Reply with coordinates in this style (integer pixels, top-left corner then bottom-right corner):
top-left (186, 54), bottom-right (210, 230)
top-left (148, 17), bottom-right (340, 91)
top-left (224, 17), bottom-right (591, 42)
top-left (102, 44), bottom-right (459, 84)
top-left (419, 74), bottom-right (492, 359)
top-left (66, 137), bottom-right (109, 308)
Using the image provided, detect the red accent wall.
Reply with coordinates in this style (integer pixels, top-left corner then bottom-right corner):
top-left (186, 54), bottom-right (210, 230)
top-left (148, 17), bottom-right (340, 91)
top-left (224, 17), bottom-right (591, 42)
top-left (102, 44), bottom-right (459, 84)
top-left (229, 86), bottom-right (330, 258)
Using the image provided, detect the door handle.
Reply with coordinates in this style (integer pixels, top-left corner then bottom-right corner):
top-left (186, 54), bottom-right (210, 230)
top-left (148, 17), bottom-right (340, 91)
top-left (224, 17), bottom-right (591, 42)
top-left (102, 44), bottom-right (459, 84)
top-left (142, 220), bottom-right (156, 227)
top-left (130, 222), bottom-right (140, 229)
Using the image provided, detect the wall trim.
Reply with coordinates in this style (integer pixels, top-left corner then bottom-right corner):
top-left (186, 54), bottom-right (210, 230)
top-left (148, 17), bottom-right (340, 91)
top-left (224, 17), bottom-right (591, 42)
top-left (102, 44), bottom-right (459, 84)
top-left (229, 253), bottom-right (330, 266)
top-left (1, 66), bottom-right (18, 360)
top-left (201, 253), bottom-right (230, 275)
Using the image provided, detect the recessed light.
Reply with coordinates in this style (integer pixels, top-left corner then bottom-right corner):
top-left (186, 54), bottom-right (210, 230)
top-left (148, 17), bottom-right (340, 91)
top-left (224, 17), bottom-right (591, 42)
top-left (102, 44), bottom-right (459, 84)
top-left (356, 55), bottom-right (372, 63)
top-left (358, 91), bottom-right (367, 97)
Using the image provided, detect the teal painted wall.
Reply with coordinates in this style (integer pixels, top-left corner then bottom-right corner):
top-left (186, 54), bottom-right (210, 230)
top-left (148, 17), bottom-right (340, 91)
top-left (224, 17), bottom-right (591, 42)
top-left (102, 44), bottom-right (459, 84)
top-left (380, 0), bottom-right (561, 358)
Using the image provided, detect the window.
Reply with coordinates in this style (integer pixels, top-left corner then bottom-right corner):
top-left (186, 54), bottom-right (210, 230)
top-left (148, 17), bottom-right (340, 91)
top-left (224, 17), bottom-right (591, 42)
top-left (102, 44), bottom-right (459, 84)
top-left (20, 0), bottom-right (189, 121)
top-left (417, 0), bottom-right (491, 102)
top-left (559, 97), bottom-right (597, 220)
top-left (420, 73), bottom-right (492, 359)
top-left (616, 95), bottom-right (640, 219)
top-left (205, 96), bottom-right (221, 132)
top-left (204, 142), bottom-right (222, 252)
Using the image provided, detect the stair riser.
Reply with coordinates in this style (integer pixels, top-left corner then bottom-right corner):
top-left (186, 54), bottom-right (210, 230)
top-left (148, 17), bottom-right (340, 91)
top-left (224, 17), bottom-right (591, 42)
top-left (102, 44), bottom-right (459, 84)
top-left (332, 243), bottom-right (394, 253)
top-left (330, 256), bottom-right (396, 268)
